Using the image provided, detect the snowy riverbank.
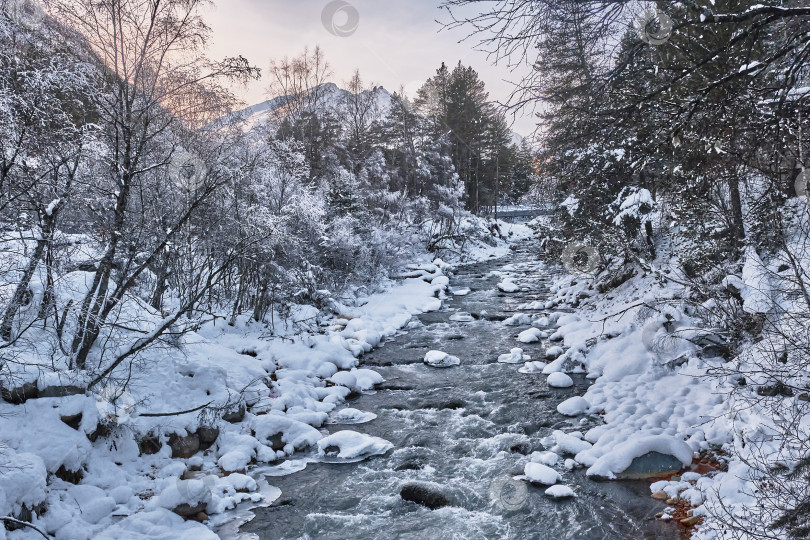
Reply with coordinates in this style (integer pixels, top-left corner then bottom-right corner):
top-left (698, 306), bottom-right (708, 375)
top-left (0, 222), bottom-right (531, 539)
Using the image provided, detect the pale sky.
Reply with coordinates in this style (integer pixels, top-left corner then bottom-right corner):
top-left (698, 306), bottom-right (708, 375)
top-left (205, 0), bottom-right (538, 136)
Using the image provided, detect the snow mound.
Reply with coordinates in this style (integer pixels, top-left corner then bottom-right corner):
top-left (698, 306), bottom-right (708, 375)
top-left (452, 287), bottom-right (471, 296)
top-left (547, 372), bottom-right (574, 388)
top-left (317, 431), bottom-right (393, 459)
top-left (523, 462), bottom-right (561, 485)
top-left (545, 346), bottom-right (564, 359)
top-left (556, 396), bottom-right (589, 416)
top-left (586, 435), bottom-right (693, 480)
top-left (517, 328), bottom-right (543, 343)
top-left (424, 350), bottom-right (461, 368)
top-left (545, 485), bottom-right (576, 499)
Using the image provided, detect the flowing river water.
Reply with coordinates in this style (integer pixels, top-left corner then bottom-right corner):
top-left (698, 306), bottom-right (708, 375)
top-left (233, 241), bottom-right (678, 540)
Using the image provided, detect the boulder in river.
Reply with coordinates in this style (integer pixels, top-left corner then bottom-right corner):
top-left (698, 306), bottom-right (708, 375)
top-left (423, 350), bottom-right (460, 368)
top-left (400, 482), bottom-right (450, 509)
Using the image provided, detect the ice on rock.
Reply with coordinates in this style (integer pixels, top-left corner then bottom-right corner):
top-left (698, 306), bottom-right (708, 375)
top-left (518, 361), bottom-right (547, 374)
top-left (317, 430), bottom-right (393, 459)
top-left (449, 311), bottom-right (475, 322)
top-left (523, 462), bottom-right (561, 485)
top-left (518, 328), bottom-right (543, 343)
top-left (545, 346), bottom-right (564, 359)
top-left (452, 287), bottom-right (471, 296)
top-left (497, 278), bottom-right (520, 293)
top-left (498, 347), bottom-right (529, 364)
top-left (547, 372), bottom-right (574, 388)
top-left (327, 408), bottom-right (377, 424)
top-left (424, 350), bottom-right (461, 368)
top-left (556, 396), bottom-right (589, 416)
top-left (545, 485), bottom-right (576, 499)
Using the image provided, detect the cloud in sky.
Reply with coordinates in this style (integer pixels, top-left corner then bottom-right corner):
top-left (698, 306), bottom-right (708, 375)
top-left (205, 0), bottom-right (538, 136)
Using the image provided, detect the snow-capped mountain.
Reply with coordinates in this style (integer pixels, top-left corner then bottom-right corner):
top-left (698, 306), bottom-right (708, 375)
top-left (234, 82), bottom-right (392, 129)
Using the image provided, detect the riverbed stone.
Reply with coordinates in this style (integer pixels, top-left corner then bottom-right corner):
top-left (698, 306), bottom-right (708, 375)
top-left (616, 451), bottom-right (685, 479)
top-left (400, 483), bottom-right (450, 510)
top-left (169, 432), bottom-right (201, 458)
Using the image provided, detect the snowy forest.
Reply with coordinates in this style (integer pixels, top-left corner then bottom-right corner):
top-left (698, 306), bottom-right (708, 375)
top-left (1, 0), bottom-right (810, 539)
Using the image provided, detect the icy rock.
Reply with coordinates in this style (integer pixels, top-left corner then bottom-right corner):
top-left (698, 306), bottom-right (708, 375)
top-left (547, 372), bottom-right (574, 388)
top-left (524, 462), bottom-right (561, 485)
top-left (518, 361), bottom-right (547, 374)
top-left (317, 431), bottom-right (393, 459)
top-left (517, 328), bottom-right (543, 343)
top-left (327, 408), bottom-right (377, 424)
top-left (498, 348), bottom-right (527, 364)
top-left (452, 287), bottom-right (470, 296)
top-left (556, 396), bottom-right (589, 416)
top-left (449, 311), bottom-right (475, 322)
top-left (545, 485), bottom-right (576, 499)
top-left (400, 482), bottom-right (450, 510)
top-left (424, 350), bottom-right (460, 368)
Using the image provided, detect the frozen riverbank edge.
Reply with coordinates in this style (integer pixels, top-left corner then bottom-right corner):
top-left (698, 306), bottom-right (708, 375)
top-left (0, 222), bottom-right (532, 540)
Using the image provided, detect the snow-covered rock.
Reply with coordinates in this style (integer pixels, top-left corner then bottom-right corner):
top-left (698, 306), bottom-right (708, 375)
top-left (545, 485), bottom-right (576, 499)
top-left (517, 328), bottom-right (543, 343)
top-left (317, 431), bottom-right (393, 460)
top-left (449, 311), bottom-right (475, 322)
top-left (498, 347), bottom-right (528, 364)
top-left (497, 279), bottom-right (520, 293)
top-left (586, 435), bottom-right (693, 480)
top-left (518, 361), bottom-right (547, 374)
top-left (423, 350), bottom-right (461, 368)
top-left (556, 396), bottom-right (589, 416)
top-left (523, 462), bottom-right (561, 485)
top-left (547, 372), bottom-right (574, 388)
